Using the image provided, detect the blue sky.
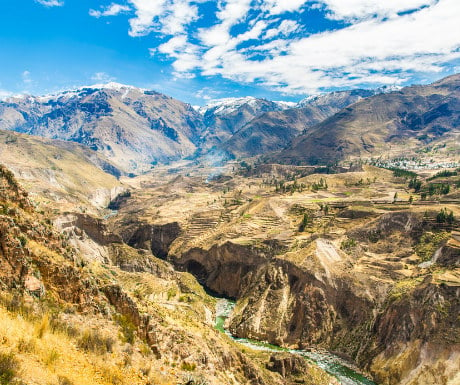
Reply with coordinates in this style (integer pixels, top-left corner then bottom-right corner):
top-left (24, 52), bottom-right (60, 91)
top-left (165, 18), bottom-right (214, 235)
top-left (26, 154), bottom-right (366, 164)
top-left (0, 0), bottom-right (459, 105)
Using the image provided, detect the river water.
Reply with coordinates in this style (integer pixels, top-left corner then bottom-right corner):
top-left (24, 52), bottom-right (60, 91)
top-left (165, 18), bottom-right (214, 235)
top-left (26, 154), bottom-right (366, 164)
top-left (215, 299), bottom-right (377, 385)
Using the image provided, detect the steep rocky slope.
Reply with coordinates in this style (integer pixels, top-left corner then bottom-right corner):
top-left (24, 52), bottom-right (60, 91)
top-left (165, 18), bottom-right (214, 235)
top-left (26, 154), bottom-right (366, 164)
top-left (0, 83), bottom-right (407, 171)
top-left (0, 83), bottom-right (204, 173)
top-left (297, 88), bottom-right (396, 109)
top-left (0, 164), bottom-right (338, 385)
top-left (278, 74), bottom-right (460, 165)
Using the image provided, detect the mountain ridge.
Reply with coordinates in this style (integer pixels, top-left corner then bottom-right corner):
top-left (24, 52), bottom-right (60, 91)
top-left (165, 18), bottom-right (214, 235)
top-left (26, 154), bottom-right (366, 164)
top-left (277, 73), bottom-right (460, 165)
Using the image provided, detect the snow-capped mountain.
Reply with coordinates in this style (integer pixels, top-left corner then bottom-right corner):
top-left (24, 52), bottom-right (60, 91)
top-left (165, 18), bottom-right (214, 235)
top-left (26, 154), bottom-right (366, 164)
top-left (198, 96), bottom-right (297, 149)
top-left (0, 83), bottom-right (204, 173)
top-left (198, 96), bottom-right (295, 116)
top-left (297, 86), bottom-right (402, 109)
top-left (0, 81), bottom-right (410, 172)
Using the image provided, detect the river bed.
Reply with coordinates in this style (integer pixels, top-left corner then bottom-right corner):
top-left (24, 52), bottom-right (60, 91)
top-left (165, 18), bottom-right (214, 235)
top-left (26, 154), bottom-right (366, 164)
top-left (215, 298), bottom-right (377, 385)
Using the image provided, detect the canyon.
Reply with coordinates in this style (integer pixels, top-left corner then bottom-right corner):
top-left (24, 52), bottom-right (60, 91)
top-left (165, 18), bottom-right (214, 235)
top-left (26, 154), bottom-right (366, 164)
top-left (0, 75), bottom-right (459, 385)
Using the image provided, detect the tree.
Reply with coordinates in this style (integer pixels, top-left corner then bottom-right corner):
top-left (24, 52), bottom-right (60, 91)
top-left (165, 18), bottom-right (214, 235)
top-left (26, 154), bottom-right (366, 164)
top-left (299, 213), bottom-right (310, 232)
top-left (447, 210), bottom-right (455, 224)
top-left (436, 208), bottom-right (449, 223)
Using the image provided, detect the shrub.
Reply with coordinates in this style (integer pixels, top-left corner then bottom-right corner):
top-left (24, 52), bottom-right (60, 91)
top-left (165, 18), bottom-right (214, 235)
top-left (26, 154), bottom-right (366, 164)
top-left (181, 361), bottom-right (196, 371)
top-left (415, 231), bottom-right (450, 261)
top-left (181, 374), bottom-right (208, 385)
top-left (340, 237), bottom-right (357, 251)
top-left (17, 236), bottom-right (27, 248)
top-left (99, 364), bottom-right (123, 385)
top-left (16, 338), bottom-right (36, 353)
top-left (113, 314), bottom-right (136, 344)
top-left (77, 330), bottom-right (114, 354)
top-left (0, 351), bottom-right (19, 385)
top-left (45, 349), bottom-right (60, 366)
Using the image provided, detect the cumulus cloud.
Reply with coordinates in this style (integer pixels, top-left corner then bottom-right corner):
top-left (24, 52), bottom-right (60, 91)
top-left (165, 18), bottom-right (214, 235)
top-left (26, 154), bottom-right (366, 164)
top-left (36, 0), bottom-right (64, 7)
top-left (95, 0), bottom-right (460, 94)
top-left (89, 3), bottom-right (131, 18)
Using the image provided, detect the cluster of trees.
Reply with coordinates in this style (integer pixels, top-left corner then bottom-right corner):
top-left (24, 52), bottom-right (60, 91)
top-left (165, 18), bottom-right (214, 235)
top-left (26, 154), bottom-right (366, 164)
top-left (436, 208), bottom-right (455, 224)
top-left (408, 177), bottom-right (422, 192)
top-left (390, 167), bottom-right (417, 179)
top-left (418, 183), bottom-right (450, 200)
top-left (298, 213), bottom-right (311, 232)
top-left (311, 178), bottom-right (328, 192)
top-left (408, 178), bottom-right (454, 199)
top-left (427, 169), bottom-right (458, 180)
top-left (274, 179), bottom-right (307, 193)
top-left (344, 177), bottom-right (377, 187)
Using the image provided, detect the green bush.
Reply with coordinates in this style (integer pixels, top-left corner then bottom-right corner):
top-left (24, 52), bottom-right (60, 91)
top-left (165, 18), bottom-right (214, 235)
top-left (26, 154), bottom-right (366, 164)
top-left (113, 314), bottom-right (136, 344)
top-left (0, 351), bottom-right (19, 385)
top-left (340, 237), bottom-right (357, 251)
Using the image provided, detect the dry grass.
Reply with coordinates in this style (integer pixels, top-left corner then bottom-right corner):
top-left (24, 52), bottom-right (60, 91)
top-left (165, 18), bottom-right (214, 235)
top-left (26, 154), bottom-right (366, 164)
top-left (0, 303), bottom-right (147, 385)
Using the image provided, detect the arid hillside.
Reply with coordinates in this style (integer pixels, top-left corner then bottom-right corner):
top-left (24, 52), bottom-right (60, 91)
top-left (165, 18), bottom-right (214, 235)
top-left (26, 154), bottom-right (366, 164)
top-left (278, 74), bottom-right (460, 165)
top-left (0, 163), bottom-right (341, 385)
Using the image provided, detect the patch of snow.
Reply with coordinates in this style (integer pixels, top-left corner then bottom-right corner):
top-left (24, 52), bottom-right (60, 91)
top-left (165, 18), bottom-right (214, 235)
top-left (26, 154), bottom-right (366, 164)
top-left (88, 82), bottom-right (139, 91)
top-left (27, 83), bottom-right (144, 103)
top-left (273, 100), bottom-right (297, 109)
top-left (199, 96), bottom-right (295, 116)
top-left (200, 96), bottom-right (258, 115)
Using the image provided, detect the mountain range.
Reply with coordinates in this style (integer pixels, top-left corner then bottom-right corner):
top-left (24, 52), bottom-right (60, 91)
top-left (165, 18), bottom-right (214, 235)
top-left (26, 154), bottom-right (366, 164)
top-left (0, 75), bottom-right (458, 173)
top-left (278, 74), bottom-right (460, 165)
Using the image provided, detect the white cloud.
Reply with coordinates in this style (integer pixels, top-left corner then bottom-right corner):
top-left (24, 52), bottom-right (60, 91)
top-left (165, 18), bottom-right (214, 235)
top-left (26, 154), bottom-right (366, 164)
top-left (314, 0), bottom-right (438, 20)
top-left (172, 71), bottom-right (196, 79)
top-left (89, 3), bottom-right (131, 18)
top-left (264, 19), bottom-right (300, 39)
top-left (91, 72), bottom-right (116, 83)
top-left (162, 0), bottom-right (199, 35)
top-left (263, 0), bottom-right (307, 15)
top-left (197, 0), bottom-right (460, 93)
top-left (36, 0), bottom-right (64, 7)
top-left (128, 0), bottom-right (167, 36)
top-left (94, 0), bottom-right (460, 94)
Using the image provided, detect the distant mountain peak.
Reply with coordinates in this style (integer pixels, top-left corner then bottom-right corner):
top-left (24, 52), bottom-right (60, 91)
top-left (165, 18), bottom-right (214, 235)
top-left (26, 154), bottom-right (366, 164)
top-left (199, 96), bottom-right (295, 116)
top-left (86, 81), bottom-right (139, 91)
top-left (4, 83), bottom-right (149, 104)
